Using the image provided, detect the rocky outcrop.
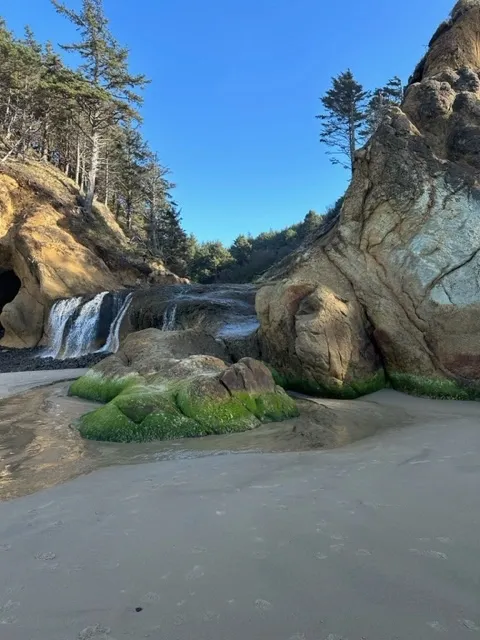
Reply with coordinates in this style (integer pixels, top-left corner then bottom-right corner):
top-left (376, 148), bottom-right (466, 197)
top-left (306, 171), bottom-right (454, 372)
top-left (257, 0), bottom-right (480, 398)
top-left (0, 160), bottom-right (184, 348)
top-left (69, 329), bottom-right (298, 442)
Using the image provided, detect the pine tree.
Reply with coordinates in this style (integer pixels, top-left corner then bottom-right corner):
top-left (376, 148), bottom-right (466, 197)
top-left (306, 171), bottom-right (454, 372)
top-left (52, 0), bottom-right (148, 213)
top-left (363, 76), bottom-right (403, 137)
top-left (316, 70), bottom-right (369, 174)
top-left (230, 235), bottom-right (253, 266)
top-left (157, 205), bottom-right (189, 276)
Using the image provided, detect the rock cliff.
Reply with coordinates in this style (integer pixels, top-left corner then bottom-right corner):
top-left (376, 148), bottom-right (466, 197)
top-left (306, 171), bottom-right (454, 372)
top-left (257, 0), bottom-right (480, 398)
top-left (0, 160), bottom-right (184, 348)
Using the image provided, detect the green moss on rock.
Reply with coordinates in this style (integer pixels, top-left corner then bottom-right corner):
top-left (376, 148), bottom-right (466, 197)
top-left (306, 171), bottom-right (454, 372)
top-left (268, 366), bottom-right (386, 399)
top-left (113, 387), bottom-right (176, 423)
top-left (74, 362), bottom-right (301, 443)
top-left (140, 411), bottom-right (207, 440)
top-left (79, 403), bottom-right (140, 442)
top-left (234, 389), bottom-right (299, 421)
top-left (390, 373), bottom-right (480, 400)
top-left (176, 385), bottom-right (260, 434)
top-left (69, 372), bottom-right (141, 403)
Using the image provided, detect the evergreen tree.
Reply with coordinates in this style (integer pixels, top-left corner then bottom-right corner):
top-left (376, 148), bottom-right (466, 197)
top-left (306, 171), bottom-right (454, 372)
top-left (363, 76), bottom-right (403, 137)
top-left (230, 234), bottom-right (253, 266)
top-left (157, 206), bottom-right (189, 276)
top-left (316, 70), bottom-right (369, 174)
top-left (52, 0), bottom-right (148, 213)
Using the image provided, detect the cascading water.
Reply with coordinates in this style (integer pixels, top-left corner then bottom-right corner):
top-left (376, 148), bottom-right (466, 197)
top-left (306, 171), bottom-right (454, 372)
top-left (41, 283), bottom-right (259, 361)
top-left (42, 296), bottom-right (83, 359)
top-left (100, 292), bottom-right (133, 354)
top-left (61, 291), bottom-right (108, 359)
top-left (42, 290), bottom-right (133, 360)
top-left (161, 303), bottom-right (178, 331)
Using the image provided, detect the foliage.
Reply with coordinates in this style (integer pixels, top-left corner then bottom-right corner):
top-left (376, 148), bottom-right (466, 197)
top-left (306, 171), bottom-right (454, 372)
top-left (0, 6), bottom-right (187, 275)
top-left (362, 76), bottom-right (403, 137)
top-left (317, 71), bottom-right (404, 173)
top-left (187, 208), bottom-right (334, 283)
top-left (316, 70), bottom-right (369, 174)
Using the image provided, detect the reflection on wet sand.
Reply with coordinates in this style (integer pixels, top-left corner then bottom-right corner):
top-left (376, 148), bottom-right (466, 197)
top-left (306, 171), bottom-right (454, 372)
top-left (0, 382), bottom-right (410, 500)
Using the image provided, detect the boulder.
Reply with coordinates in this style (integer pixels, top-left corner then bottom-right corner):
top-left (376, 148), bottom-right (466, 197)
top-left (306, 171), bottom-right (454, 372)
top-left (69, 329), bottom-right (298, 442)
top-left (257, 0), bottom-right (480, 399)
top-left (0, 161), bottom-right (185, 348)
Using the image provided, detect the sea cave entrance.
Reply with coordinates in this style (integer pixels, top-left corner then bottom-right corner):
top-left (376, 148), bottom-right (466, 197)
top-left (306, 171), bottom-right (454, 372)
top-left (0, 269), bottom-right (21, 337)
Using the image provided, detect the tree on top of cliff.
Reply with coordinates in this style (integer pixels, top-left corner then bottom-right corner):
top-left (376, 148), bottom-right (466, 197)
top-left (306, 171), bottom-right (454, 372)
top-left (362, 76), bottom-right (404, 137)
top-left (51, 0), bottom-right (149, 214)
top-left (316, 70), bottom-right (369, 174)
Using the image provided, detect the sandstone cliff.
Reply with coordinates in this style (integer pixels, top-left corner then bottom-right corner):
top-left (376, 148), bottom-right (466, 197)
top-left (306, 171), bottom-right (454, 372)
top-left (257, 0), bottom-right (480, 398)
top-left (0, 160), bottom-right (184, 348)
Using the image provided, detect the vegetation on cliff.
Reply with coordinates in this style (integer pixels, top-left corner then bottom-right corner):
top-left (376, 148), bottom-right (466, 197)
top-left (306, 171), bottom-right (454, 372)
top-left (0, 2), bottom-right (189, 276)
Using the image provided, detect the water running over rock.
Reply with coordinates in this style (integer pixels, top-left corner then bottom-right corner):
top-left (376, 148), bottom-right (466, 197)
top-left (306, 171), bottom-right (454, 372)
top-left (43, 290), bottom-right (132, 360)
top-left (41, 284), bottom-right (260, 361)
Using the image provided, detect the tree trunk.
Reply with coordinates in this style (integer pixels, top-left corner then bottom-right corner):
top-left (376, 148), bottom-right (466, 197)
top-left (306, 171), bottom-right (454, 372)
top-left (126, 191), bottom-right (133, 231)
top-left (75, 136), bottom-right (81, 186)
top-left (349, 109), bottom-right (356, 176)
top-left (84, 129), bottom-right (100, 214)
top-left (104, 154), bottom-right (109, 206)
top-left (150, 191), bottom-right (158, 252)
top-left (41, 124), bottom-right (49, 162)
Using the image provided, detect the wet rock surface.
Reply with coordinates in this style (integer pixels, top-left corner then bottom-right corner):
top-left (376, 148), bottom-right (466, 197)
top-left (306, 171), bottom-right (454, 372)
top-left (0, 346), bottom-right (106, 373)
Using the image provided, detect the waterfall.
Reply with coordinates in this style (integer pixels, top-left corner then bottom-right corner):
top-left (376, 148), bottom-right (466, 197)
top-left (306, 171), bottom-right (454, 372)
top-left (41, 296), bottom-right (83, 359)
top-left (162, 303), bottom-right (178, 331)
top-left (42, 290), bottom-right (134, 360)
top-left (62, 291), bottom-right (108, 359)
top-left (100, 292), bottom-right (133, 354)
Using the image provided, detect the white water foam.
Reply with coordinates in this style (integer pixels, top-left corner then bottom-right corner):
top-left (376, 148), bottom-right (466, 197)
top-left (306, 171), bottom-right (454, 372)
top-left (61, 291), bottom-right (108, 359)
top-left (41, 297), bottom-right (83, 359)
top-left (100, 292), bottom-right (133, 354)
top-left (162, 303), bottom-right (178, 331)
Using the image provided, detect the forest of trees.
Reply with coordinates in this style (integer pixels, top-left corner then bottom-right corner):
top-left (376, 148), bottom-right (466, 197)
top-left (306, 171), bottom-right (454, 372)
top-left (187, 198), bottom-right (344, 283)
top-left (0, 1), bottom-right (403, 284)
top-left (0, 0), bottom-right (190, 276)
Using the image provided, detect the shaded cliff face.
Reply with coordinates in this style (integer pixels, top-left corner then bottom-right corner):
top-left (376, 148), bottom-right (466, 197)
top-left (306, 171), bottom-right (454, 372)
top-left (257, 0), bottom-right (480, 396)
top-left (0, 160), bottom-right (184, 348)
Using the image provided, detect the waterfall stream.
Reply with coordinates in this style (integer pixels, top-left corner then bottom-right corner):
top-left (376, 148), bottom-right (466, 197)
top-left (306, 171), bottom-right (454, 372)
top-left (161, 303), bottom-right (178, 331)
top-left (61, 291), bottom-right (108, 359)
top-left (42, 297), bottom-right (83, 359)
top-left (100, 293), bottom-right (133, 354)
top-left (41, 284), bottom-right (259, 361)
top-left (42, 290), bottom-right (132, 360)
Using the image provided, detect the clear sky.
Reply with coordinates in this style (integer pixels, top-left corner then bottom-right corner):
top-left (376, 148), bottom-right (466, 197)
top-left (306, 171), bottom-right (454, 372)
top-left (3, 0), bottom-right (453, 244)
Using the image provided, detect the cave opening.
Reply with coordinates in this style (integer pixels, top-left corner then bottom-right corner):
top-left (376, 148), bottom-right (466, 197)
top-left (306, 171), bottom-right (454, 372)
top-left (0, 270), bottom-right (21, 337)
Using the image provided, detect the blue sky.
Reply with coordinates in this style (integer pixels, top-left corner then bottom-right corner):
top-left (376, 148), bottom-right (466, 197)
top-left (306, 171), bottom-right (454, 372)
top-left (3, 0), bottom-right (453, 244)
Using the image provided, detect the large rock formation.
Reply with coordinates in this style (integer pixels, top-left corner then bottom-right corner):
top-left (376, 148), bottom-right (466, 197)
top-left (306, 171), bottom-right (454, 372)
top-left (0, 160), bottom-right (184, 348)
top-left (257, 0), bottom-right (480, 398)
top-left (70, 329), bottom-right (298, 442)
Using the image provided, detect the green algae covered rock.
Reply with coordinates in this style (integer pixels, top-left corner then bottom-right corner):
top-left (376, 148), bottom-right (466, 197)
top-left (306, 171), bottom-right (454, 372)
top-left (70, 335), bottom-right (299, 443)
top-left (69, 371), bottom-right (142, 403)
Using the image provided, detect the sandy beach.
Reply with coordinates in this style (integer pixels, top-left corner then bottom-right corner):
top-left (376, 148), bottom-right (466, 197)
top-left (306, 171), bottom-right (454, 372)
top-left (0, 378), bottom-right (479, 639)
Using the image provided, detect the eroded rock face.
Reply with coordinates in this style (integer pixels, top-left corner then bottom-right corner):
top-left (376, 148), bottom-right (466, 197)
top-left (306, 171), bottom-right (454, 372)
top-left (257, 0), bottom-right (480, 395)
top-left (69, 329), bottom-right (298, 442)
top-left (0, 161), bottom-right (184, 348)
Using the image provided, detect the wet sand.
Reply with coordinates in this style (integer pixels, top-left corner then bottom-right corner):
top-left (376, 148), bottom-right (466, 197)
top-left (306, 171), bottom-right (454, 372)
top-left (0, 369), bottom-right (88, 399)
top-left (0, 378), bottom-right (410, 500)
top-left (0, 389), bottom-right (479, 639)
